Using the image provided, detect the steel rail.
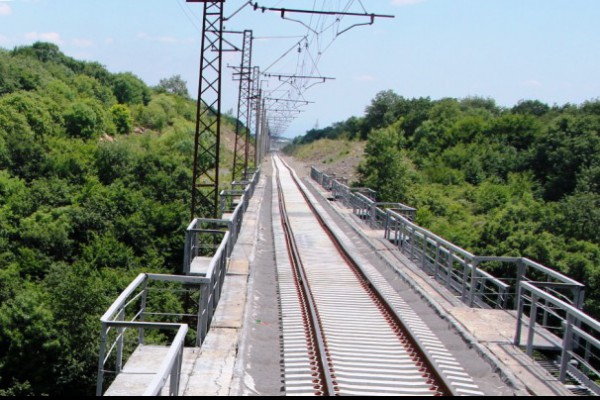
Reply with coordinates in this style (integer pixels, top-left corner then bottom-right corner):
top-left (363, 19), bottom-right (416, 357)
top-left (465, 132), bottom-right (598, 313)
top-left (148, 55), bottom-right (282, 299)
top-left (275, 161), bottom-right (336, 396)
top-left (273, 155), bottom-right (449, 396)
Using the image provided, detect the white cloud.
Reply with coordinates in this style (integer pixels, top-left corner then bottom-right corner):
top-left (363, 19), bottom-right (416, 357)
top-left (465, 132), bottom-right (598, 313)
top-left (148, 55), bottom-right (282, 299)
top-left (391, 0), bottom-right (426, 6)
top-left (0, 3), bottom-right (12, 16)
top-left (25, 31), bottom-right (64, 45)
top-left (72, 38), bottom-right (94, 48)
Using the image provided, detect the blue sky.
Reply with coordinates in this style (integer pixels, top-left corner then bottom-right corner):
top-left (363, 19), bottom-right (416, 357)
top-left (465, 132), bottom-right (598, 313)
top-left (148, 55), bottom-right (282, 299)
top-left (0, 0), bottom-right (599, 137)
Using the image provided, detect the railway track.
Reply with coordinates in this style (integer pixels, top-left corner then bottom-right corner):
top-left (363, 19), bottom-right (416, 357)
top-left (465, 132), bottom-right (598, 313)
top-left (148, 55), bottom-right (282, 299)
top-left (272, 155), bottom-right (483, 396)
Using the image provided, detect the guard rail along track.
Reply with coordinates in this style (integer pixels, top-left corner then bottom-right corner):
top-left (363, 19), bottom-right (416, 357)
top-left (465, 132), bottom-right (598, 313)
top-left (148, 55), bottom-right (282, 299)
top-left (272, 155), bottom-right (484, 396)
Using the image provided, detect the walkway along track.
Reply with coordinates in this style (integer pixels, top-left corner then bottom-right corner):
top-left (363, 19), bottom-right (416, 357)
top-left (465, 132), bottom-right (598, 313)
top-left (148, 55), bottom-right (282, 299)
top-left (272, 155), bottom-right (483, 396)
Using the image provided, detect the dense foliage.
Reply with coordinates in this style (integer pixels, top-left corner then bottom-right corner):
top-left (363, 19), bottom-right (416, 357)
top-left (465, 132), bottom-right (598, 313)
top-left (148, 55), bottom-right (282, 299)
top-left (293, 90), bottom-right (600, 316)
top-left (0, 43), bottom-right (224, 395)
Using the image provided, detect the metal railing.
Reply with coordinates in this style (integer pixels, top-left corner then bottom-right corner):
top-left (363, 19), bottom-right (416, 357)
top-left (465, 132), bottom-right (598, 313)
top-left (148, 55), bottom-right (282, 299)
top-left (311, 164), bottom-right (600, 393)
top-left (516, 282), bottom-right (600, 395)
top-left (385, 209), bottom-right (510, 308)
top-left (183, 219), bottom-right (231, 273)
top-left (384, 210), bottom-right (585, 311)
top-left (97, 168), bottom-right (262, 396)
top-left (96, 274), bottom-right (207, 396)
top-left (220, 190), bottom-right (247, 215)
top-left (311, 165), bottom-right (585, 311)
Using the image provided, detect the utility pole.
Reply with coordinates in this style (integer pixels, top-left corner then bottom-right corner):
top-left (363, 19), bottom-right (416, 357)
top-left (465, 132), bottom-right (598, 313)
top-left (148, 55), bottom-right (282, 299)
top-left (231, 30), bottom-right (253, 183)
top-left (188, 0), bottom-right (225, 220)
top-left (252, 66), bottom-right (262, 167)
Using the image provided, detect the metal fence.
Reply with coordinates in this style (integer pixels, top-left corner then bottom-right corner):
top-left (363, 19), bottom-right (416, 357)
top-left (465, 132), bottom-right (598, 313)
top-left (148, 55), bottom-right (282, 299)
top-left (96, 274), bottom-right (206, 396)
top-left (310, 165), bottom-right (600, 390)
top-left (516, 282), bottom-right (600, 395)
top-left (311, 165), bottom-right (585, 310)
top-left (97, 168), bottom-right (262, 396)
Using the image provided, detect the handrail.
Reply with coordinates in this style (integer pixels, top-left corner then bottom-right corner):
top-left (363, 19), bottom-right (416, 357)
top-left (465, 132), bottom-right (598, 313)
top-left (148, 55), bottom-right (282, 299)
top-left (204, 231), bottom-right (231, 278)
top-left (97, 166), bottom-right (262, 396)
top-left (96, 274), bottom-right (206, 396)
top-left (144, 325), bottom-right (189, 396)
top-left (386, 210), bottom-right (476, 259)
top-left (101, 274), bottom-right (148, 323)
top-left (311, 165), bottom-right (585, 310)
top-left (517, 282), bottom-right (600, 394)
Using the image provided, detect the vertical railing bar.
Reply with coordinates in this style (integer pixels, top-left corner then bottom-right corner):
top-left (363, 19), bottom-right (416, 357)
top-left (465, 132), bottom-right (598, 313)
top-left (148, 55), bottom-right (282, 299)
top-left (526, 294), bottom-right (539, 357)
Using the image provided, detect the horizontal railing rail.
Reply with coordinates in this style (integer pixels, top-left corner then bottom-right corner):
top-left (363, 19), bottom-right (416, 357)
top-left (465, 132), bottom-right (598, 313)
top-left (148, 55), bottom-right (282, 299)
top-left (144, 325), bottom-right (188, 396)
top-left (310, 165), bottom-right (585, 311)
top-left (516, 282), bottom-right (600, 395)
top-left (98, 167), bottom-right (262, 396)
top-left (96, 274), bottom-right (208, 396)
top-left (310, 165), bottom-right (600, 393)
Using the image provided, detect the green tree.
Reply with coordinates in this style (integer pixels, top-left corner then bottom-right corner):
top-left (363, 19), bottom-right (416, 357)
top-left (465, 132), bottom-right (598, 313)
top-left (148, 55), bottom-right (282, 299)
top-left (156, 75), bottom-right (189, 98)
top-left (358, 125), bottom-right (416, 202)
top-left (0, 287), bottom-right (62, 395)
top-left (512, 99), bottom-right (550, 117)
top-left (110, 104), bottom-right (133, 134)
top-left (64, 102), bottom-right (100, 139)
top-left (533, 115), bottom-right (600, 200)
top-left (112, 72), bottom-right (151, 105)
top-left (361, 90), bottom-right (402, 139)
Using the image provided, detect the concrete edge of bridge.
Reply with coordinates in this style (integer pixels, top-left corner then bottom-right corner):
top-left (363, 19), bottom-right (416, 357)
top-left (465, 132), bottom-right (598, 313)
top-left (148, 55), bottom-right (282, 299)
top-left (182, 171), bottom-right (268, 397)
top-left (301, 174), bottom-right (575, 397)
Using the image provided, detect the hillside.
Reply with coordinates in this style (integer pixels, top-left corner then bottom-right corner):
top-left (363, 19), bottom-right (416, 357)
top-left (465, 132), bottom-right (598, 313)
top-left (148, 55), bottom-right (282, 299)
top-left (0, 42), bottom-right (241, 396)
top-left (283, 138), bottom-right (365, 183)
top-left (289, 91), bottom-right (600, 317)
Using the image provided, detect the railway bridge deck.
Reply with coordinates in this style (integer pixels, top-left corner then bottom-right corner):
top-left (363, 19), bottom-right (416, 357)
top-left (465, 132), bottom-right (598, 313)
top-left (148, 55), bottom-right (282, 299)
top-left (98, 155), bottom-right (596, 397)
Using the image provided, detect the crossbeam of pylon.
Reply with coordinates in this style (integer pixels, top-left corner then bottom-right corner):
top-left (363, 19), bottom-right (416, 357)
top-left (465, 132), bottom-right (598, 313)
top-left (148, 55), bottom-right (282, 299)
top-left (231, 29), bottom-right (253, 183)
top-left (188, 0), bottom-right (225, 220)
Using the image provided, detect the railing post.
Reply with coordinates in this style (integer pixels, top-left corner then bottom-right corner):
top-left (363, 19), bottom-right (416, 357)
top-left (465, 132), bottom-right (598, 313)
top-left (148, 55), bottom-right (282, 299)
top-left (196, 283), bottom-right (210, 347)
top-left (500, 286), bottom-right (509, 310)
top-left (96, 323), bottom-right (108, 396)
top-left (559, 314), bottom-right (575, 382)
top-left (384, 211), bottom-right (390, 240)
top-left (469, 260), bottom-right (480, 307)
top-left (170, 346), bottom-right (183, 396)
top-left (184, 229), bottom-right (192, 275)
top-left (116, 308), bottom-right (125, 373)
top-left (461, 259), bottom-right (470, 302)
top-left (514, 285), bottom-right (525, 346)
top-left (139, 282), bottom-right (148, 345)
top-left (421, 233), bottom-right (427, 270)
top-left (369, 205), bottom-right (376, 229)
top-left (526, 293), bottom-right (539, 357)
top-left (409, 227), bottom-right (416, 260)
top-left (434, 242), bottom-right (441, 282)
top-left (446, 250), bottom-right (454, 289)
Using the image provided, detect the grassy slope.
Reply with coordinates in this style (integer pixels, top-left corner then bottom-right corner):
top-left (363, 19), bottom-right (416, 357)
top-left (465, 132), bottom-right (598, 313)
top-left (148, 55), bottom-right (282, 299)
top-left (285, 139), bottom-right (366, 183)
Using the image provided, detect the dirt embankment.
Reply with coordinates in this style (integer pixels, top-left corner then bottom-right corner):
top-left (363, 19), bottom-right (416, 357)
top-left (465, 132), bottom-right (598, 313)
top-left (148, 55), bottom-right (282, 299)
top-left (284, 139), bottom-right (366, 184)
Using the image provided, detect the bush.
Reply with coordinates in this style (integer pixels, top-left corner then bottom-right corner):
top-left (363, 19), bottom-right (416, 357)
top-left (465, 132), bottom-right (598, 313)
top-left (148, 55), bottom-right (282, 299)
top-left (110, 104), bottom-right (133, 135)
top-left (64, 102), bottom-right (99, 139)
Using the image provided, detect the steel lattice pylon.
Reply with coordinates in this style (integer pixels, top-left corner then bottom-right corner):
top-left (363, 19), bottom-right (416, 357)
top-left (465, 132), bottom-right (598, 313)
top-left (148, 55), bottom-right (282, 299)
top-left (189, 0), bottom-right (225, 220)
top-left (250, 66), bottom-right (261, 168)
top-left (231, 30), bottom-right (253, 183)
